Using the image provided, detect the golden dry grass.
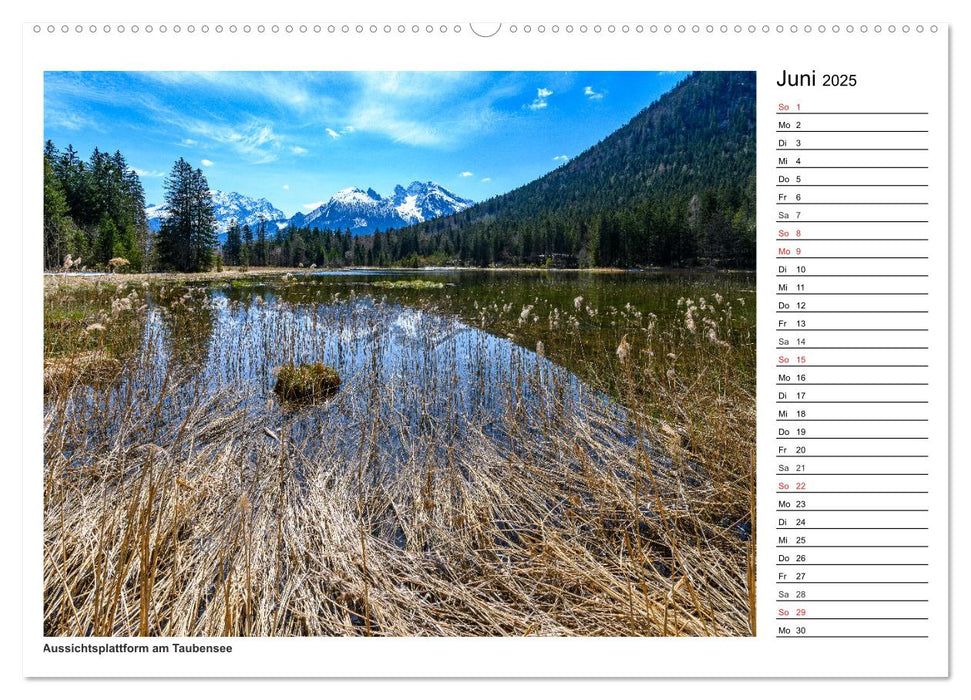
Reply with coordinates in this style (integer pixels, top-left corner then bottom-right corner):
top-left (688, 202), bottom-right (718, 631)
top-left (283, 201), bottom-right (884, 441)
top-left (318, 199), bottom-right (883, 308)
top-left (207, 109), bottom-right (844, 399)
top-left (43, 277), bottom-right (755, 637)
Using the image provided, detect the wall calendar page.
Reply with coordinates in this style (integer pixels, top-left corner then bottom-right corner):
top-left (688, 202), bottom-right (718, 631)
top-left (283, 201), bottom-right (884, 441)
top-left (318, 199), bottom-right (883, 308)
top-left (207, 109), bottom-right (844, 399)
top-left (16, 1), bottom-right (957, 688)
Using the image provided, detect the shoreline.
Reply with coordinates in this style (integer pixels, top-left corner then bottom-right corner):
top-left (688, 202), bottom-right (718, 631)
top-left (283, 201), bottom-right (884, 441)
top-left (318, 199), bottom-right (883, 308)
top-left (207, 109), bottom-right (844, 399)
top-left (44, 265), bottom-right (756, 287)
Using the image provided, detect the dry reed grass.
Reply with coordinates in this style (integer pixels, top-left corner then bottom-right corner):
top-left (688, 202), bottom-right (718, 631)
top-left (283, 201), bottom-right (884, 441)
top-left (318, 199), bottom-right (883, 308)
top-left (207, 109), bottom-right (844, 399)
top-left (43, 276), bottom-right (755, 637)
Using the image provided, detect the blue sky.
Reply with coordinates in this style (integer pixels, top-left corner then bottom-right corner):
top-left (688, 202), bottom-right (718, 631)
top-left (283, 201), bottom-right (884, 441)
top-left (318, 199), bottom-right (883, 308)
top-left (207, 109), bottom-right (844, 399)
top-left (44, 71), bottom-right (688, 216)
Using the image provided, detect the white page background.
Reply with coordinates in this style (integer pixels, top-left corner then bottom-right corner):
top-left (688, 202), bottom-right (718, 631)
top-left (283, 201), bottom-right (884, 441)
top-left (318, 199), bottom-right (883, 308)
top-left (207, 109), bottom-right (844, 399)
top-left (5, 0), bottom-right (968, 696)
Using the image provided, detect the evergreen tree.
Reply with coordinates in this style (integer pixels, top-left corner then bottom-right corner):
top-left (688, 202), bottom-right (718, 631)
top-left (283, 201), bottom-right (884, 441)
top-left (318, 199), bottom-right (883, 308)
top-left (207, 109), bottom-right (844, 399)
top-left (224, 220), bottom-right (243, 266)
top-left (242, 224), bottom-right (254, 266)
top-left (43, 141), bottom-right (147, 270)
top-left (157, 158), bottom-right (217, 272)
top-left (255, 220), bottom-right (268, 266)
top-left (43, 154), bottom-right (75, 268)
top-left (188, 168), bottom-right (218, 272)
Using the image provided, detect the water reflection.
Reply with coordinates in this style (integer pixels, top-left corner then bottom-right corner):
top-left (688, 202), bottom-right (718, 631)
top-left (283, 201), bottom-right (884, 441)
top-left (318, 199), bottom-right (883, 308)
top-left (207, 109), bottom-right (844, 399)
top-left (131, 285), bottom-right (596, 467)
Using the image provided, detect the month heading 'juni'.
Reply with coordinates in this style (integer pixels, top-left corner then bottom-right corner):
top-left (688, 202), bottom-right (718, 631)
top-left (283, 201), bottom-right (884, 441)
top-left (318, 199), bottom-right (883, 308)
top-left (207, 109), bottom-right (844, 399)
top-left (777, 69), bottom-right (858, 87)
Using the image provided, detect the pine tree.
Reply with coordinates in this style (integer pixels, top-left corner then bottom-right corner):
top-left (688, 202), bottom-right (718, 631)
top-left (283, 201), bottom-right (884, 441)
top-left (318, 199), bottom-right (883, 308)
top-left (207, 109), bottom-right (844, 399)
top-left (43, 154), bottom-right (75, 268)
top-left (224, 220), bottom-right (243, 266)
top-left (188, 168), bottom-right (217, 272)
top-left (157, 158), bottom-right (217, 272)
top-left (255, 220), bottom-right (268, 266)
top-left (241, 224), bottom-right (254, 267)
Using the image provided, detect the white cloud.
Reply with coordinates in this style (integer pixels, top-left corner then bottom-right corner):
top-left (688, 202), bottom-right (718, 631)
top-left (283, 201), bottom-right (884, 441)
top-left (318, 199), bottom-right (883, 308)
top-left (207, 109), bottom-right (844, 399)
top-left (180, 138), bottom-right (197, 146)
top-left (282, 184), bottom-right (290, 190)
top-left (459, 171), bottom-right (474, 177)
top-left (299, 72), bottom-right (513, 148)
top-left (584, 86), bottom-right (605, 100)
top-left (528, 87), bottom-right (553, 111)
top-left (290, 146), bottom-right (308, 155)
top-left (356, 71), bottom-right (477, 99)
top-left (46, 110), bottom-right (99, 131)
top-left (200, 159), bottom-right (214, 167)
top-left (347, 106), bottom-right (444, 146)
top-left (144, 71), bottom-right (315, 112)
top-left (132, 168), bottom-right (165, 178)
top-left (167, 118), bottom-right (282, 164)
top-left (480, 177), bottom-right (492, 183)
top-left (323, 126), bottom-right (357, 141)
top-left (553, 154), bottom-right (569, 163)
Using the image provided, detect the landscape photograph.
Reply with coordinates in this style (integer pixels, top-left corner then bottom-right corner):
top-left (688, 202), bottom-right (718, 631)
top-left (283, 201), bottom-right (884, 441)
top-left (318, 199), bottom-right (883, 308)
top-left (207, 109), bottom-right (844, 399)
top-left (42, 70), bottom-right (756, 637)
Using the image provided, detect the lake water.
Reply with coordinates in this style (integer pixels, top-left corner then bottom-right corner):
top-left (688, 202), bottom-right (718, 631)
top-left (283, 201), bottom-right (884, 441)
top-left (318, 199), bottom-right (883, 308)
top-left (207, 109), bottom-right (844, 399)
top-left (47, 269), bottom-right (755, 470)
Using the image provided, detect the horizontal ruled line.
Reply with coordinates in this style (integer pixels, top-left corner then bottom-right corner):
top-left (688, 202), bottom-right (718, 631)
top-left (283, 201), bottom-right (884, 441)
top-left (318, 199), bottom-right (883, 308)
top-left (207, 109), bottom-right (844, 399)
top-left (777, 311), bottom-right (928, 314)
top-left (776, 184), bottom-right (929, 187)
top-left (775, 491), bottom-right (928, 494)
top-left (776, 420), bottom-right (928, 423)
top-left (775, 148), bottom-right (928, 151)
top-left (774, 328), bottom-right (930, 334)
top-left (773, 112), bottom-right (929, 115)
top-left (783, 202), bottom-right (929, 205)
top-left (775, 618), bottom-right (930, 621)
top-left (774, 240), bottom-right (929, 243)
top-left (775, 257), bottom-right (928, 260)
top-left (775, 455), bottom-right (929, 458)
top-left (774, 221), bottom-right (929, 223)
top-left (775, 383), bottom-right (928, 386)
top-left (776, 166), bottom-right (928, 169)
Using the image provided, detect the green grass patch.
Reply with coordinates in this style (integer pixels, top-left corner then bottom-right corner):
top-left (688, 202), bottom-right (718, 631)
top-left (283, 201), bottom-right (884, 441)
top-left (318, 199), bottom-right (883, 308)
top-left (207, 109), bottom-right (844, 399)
top-left (371, 279), bottom-right (444, 290)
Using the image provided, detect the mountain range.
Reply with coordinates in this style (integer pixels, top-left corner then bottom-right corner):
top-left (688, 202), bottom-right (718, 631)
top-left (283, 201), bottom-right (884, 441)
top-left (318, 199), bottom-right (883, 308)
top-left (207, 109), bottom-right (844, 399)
top-left (145, 181), bottom-right (473, 240)
top-left (288, 181), bottom-right (473, 234)
top-left (145, 191), bottom-right (288, 236)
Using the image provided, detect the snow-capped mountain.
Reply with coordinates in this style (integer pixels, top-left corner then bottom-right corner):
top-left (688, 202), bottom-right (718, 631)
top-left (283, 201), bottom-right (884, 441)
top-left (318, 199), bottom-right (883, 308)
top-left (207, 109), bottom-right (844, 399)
top-left (209, 190), bottom-right (288, 232)
top-left (146, 190), bottom-right (288, 237)
top-left (288, 181), bottom-right (473, 234)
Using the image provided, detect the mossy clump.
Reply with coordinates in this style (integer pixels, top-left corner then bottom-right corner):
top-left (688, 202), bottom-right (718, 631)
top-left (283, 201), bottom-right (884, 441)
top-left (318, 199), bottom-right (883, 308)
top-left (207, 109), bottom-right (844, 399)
top-left (371, 280), bottom-right (444, 290)
top-left (273, 362), bottom-right (341, 403)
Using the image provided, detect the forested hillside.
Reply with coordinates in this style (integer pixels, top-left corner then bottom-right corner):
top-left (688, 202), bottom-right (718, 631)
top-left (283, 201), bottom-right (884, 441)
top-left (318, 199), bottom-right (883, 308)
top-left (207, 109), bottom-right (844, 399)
top-left (357, 71), bottom-right (756, 268)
